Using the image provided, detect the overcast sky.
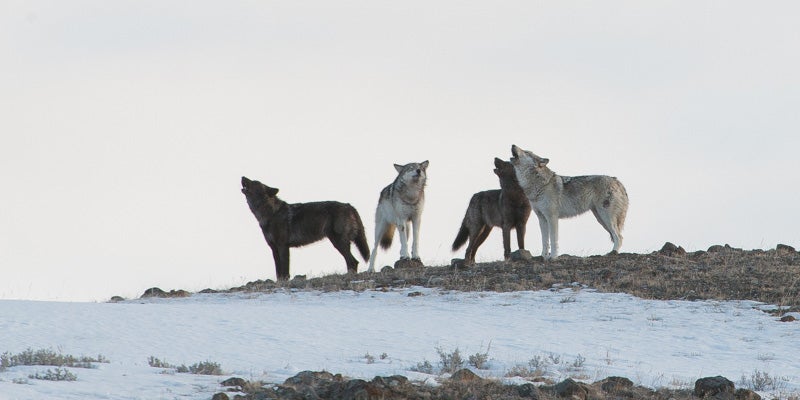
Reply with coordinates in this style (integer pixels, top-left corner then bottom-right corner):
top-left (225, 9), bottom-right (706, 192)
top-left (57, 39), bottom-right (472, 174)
top-left (2, 1), bottom-right (798, 301)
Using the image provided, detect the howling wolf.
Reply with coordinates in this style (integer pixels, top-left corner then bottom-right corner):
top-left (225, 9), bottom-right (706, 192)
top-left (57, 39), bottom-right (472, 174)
top-left (510, 145), bottom-right (628, 260)
top-left (367, 161), bottom-right (429, 272)
top-left (241, 177), bottom-right (370, 280)
top-left (452, 158), bottom-right (531, 265)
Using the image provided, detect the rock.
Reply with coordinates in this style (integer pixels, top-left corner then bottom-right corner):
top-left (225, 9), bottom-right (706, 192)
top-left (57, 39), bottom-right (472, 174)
top-left (394, 258), bottom-right (424, 269)
top-left (659, 242), bottom-right (686, 257)
top-left (450, 258), bottom-right (472, 269)
top-left (776, 243), bottom-right (796, 254)
top-left (220, 377), bottom-right (247, 388)
top-left (780, 315), bottom-right (796, 322)
top-left (553, 378), bottom-right (588, 399)
top-left (109, 296), bottom-right (125, 303)
top-left (141, 287), bottom-right (167, 298)
top-left (735, 388), bottom-right (762, 400)
top-left (380, 265), bottom-right (394, 273)
top-left (450, 368), bottom-right (481, 382)
top-left (517, 383), bottom-right (541, 398)
top-left (695, 376), bottom-right (735, 398)
top-left (407, 291), bottom-right (423, 297)
top-left (211, 392), bottom-right (229, 400)
top-left (601, 376), bottom-right (633, 393)
top-left (510, 249), bottom-right (533, 261)
top-left (283, 370), bottom-right (337, 387)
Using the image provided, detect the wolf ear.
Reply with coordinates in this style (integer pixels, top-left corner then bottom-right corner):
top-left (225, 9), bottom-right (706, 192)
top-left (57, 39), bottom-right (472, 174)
top-left (538, 158), bottom-right (549, 167)
top-left (267, 187), bottom-right (279, 197)
top-left (494, 157), bottom-right (504, 168)
top-left (420, 160), bottom-right (429, 170)
top-left (241, 176), bottom-right (251, 186)
top-left (394, 164), bottom-right (405, 173)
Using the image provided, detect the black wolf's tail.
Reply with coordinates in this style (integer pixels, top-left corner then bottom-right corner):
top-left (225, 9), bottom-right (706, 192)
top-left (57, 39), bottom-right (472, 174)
top-left (452, 223), bottom-right (469, 251)
top-left (355, 225), bottom-right (371, 262)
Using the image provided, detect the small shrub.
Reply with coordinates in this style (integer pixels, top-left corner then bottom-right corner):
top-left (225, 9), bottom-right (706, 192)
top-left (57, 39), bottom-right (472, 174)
top-left (1, 348), bottom-right (107, 369)
top-left (468, 342), bottom-right (491, 370)
top-left (188, 361), bottom-right (223, 375)
top-left (410, 360), bottom-right (434, 374)
top-left (29, 368), bottom-right (78, 382)
top-left (380, 352), bottom-right (388, 360)
top-left (147, 356), bottom-right (174, 369)
top-left (364, 353), bottom-right (375, 364)
top-left (740, 370), bottom-right (788, 392)
top-left (436, 347), bottom-right (464, 374)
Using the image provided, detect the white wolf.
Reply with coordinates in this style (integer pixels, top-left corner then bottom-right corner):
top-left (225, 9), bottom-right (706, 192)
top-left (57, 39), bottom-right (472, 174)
top-left (367, 161), bottom-right (429, 272)
top-left (510, 144), bottom-right (628, 260)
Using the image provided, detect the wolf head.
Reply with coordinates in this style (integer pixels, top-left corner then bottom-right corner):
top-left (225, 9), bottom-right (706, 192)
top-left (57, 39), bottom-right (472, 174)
top-left (493, 157), bottom-right (516, 179)
top-left (393, 160), bottom-right (429, 187)
top-left (241, 176), bottom-right (283, 217)
top-left (510, 144), bottom-right (549, 170)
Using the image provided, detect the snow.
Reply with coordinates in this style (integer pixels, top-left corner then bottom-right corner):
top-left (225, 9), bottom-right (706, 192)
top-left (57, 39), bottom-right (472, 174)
top-left (0, 287), bottom-right (797, 399)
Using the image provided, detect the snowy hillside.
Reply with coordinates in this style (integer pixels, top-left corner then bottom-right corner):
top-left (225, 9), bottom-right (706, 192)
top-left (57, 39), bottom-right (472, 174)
top-left (0, 287), bottom-right (797, 399)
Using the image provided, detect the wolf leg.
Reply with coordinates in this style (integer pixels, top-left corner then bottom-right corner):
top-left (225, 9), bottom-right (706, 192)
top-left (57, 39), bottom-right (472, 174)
top-left (501, 224), bottom-right (512, 260)
top-left (271, 245), bottom-right (290, 281)
top-left (535, 211), bottom-right (550, 259)
top-left (410, 215), bottom-right (422, 260)
top-left (331, 236), bottom-right (359, 274)
top-left (591, 208), bottom-right (621, 253)
top-left (397, 221), bottom-right (410, 260)
top-left (547, 215), bottom-right (559, 260)
top-left (368, 218), bottom-right (388, 272)
top-left (515, 220), bottom-right (527, 251)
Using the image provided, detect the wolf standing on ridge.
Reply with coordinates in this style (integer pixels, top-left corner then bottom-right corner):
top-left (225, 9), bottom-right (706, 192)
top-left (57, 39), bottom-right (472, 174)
top-left (510, 145), bottom-right (628, 260)
top-left (452, 158), bottom-right (531, 266)
top-left (241, 177), bottom-right (370, 280)
top-left (367, 161), bottom-right (429, 272)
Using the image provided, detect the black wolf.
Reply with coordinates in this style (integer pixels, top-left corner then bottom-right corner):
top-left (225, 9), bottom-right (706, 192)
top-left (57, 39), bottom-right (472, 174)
top-left (452, 158), bottom-right (531, 265)
top-left (241, 177), bottom-right (370, 280)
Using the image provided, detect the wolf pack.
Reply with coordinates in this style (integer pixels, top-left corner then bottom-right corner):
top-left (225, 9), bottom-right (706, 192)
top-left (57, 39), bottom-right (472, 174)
top-left (241, 145), bottom-right (629, 280)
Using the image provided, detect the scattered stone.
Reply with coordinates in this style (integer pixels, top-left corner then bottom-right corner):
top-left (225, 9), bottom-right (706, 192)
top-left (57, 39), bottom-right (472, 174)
top-left (394, 258), bottom-right (424, 269)
top-left (450, 368), bottom-right (481, 382)
top-left (601, 376), bottom-right (633, 393)
top-left (776, 243), bottom-right (796, 254)
top-left (510, 249), bottom-right (533, 261)
top-left (517, 383), bottom-right (540, 398)
top-left (407, 291), bottom-right (423, 297)
top-left (140, 287), bottom-right (191, 298)
top-left (694, 376), bottom-right (735, 398)
top-left (211, 392), bottom-right (229, 400)
top-left (199, 288), bottom-right (219, 294)
top-left (659, 242), bottom-right (686, 257)
top-left (735, 388), bottom-right (762, 400)
top-left (220, 377), bottom-right (247, 388)
top-left (450, 258), bottom-right (472, 269)
top-left (780, 315), bottom-right (797, 322)
top-left (109, 296), bottom-right (125, 303)
top-left (380, 265), bottom-right (394, 273)
top-left (553, 378), bottom-right (589, 399)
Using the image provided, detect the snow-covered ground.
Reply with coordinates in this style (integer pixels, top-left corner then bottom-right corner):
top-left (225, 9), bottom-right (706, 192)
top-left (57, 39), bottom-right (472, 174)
top-left (0, 286), bottom-right (797, 399)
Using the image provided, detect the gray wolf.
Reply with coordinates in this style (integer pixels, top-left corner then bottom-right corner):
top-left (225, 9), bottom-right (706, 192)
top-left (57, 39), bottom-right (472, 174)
top-left (452, 158), bottom-right (531, 265)
top-left (241, 177), bottom-right (370, 280)
top-left (510, 144), bottom-right (628, 259)
top-left (367, 161), bottom-right (429, 272)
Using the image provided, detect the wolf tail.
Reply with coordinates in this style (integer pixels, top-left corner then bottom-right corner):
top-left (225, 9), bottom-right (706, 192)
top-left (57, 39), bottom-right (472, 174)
top-left (379, 224), bottom-right (395, 249)
top-left (452, 223), bottom-right (469, 251)
top-left (354, 221), bottom-right (371, 262)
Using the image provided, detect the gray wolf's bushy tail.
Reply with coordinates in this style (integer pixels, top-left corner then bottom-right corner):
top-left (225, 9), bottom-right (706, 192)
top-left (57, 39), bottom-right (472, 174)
top-left (379, 224), bottom-right (395, 249)
top-left (452, 223), bottom-right (469, 251)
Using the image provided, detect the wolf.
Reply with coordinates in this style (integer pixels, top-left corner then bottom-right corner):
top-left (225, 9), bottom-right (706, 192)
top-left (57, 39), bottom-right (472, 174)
top-left (241, 176), bottom-right (370, 280)
top-left (510, 144), bottom-right (628, 260)
top-left (452, 158), bottom-right (531, 266)
top-left (367, 161), bottom-right (429, 272)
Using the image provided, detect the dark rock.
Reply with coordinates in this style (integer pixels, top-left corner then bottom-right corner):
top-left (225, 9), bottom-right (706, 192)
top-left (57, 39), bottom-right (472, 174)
top-left (211, 392), bottom-right (229, 400)
top-left (380, 265), bottom-right (394, 273)
top-left (451, 258), bottom-right (472, 269)
top-left (283, 370), bottom-right (336, 387)
top-left (510, 249), bottom-right (533, 261)
top-left (220, 377), bottom-right (247, 388)
top-left (199, 288), bottom-right (219, 294)
top-left (777, 244), bottom-right (797, 254)
top-left (780, 315), bottom-right (796, 322)
top-left (141, 287), bottom-right (167, 298)
top-left (450, 368), bottom-right (481, 382)
top-left (517, 383), bottom-right (541, 398)
top-left (395, 258), bottom-right (424, 269)
top-left (109, 296), bottom-right (125, 303)
top-left (735, 388), bottom-right (762, 400)
top-left (407, 291), bottom-right (423, 297)
top-left (553, 378), bottom-right (588, 399)
top-left (601, 376), bottom-right (633, 393)
top-left (695, 376), bottom-right (735, 398)
top-left (659, 242), bottom-right (686, 257)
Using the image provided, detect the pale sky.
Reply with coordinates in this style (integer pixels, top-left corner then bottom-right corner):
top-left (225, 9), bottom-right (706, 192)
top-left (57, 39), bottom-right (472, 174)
top-left (2, 1), bottom-right (799, 301)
